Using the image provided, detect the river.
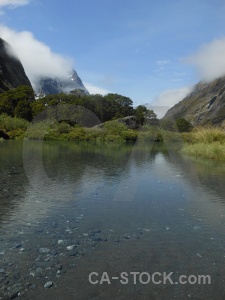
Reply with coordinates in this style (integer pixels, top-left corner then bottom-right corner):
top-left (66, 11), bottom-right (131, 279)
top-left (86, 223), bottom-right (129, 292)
top-left (1, 140), bottom-right (225, 299)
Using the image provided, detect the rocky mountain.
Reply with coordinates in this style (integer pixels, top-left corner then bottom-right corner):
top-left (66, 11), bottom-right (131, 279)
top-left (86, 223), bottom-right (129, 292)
top-left (35, 69), bottom-right (89, 96)
top-left (164, 76), bottom-right (225, 126)
top-left (0, 38), bottom-right (32, 93)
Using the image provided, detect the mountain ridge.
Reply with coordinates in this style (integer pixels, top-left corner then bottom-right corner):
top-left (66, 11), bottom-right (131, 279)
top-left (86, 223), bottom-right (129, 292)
top-left (0, 38), bottom-right (32, 93)
top-left (163, 76), bottom-right (225, 126)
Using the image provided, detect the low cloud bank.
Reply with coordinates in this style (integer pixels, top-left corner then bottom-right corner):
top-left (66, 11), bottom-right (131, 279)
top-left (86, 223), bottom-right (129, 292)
top-left (150, 86), bottom-right (192, 118)
top-left (0, 25), bottom-right (73, 88)
top-left (186, 37), bottom-right (225, 82)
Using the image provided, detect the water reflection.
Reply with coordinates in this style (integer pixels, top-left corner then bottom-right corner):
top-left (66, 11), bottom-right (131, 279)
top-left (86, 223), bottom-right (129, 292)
top-left (1, 141), bottom-right (225, 299)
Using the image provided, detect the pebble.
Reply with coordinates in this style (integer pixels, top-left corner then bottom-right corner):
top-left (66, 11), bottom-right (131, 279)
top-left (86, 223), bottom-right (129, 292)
top-left (39, 248), bottom-right (51, 254)
top-left (68, 249), bottom-right (78, 257)
top-left (44, 281), bottom-right (53, 288)
top-left (58, 240), bottom-right (64, 245)
top-left (196, 253), bottom-right (202, 258)
top-left (66, 245), bottom-right (76, 251)
top-left (36, 267), bottom-right (42, 273)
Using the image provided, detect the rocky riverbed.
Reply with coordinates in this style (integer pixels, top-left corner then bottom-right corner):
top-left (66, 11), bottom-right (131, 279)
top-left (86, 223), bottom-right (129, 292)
top-left (0, 203), bottom-right (145, 300)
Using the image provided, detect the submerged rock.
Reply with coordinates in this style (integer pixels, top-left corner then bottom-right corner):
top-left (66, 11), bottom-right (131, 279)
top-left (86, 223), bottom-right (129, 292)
top-left (44, 281), bottom-right (53, 288)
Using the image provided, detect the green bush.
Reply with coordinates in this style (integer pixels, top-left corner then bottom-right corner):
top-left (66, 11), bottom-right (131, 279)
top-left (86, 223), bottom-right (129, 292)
top-left (8, 129), bottom-right (26, 139)
top-left (0, 114), bottom-right (29, 132)
top-left (57, 122), bottom-right (71, 134)
top-left (24, 121), bottom-right (56, 140)
top-left (103, 134), bottom-right (124, 142)
top-left (121, 129), bottom-right (138, 141)
top-left (176, 118), bottom-right (193, 132)
top-left (66, 127), bottom-right (86, 141)
top-left (104, 120), bottom-right (127, 134)
top-left (160, 119), bottom-right (177, 131)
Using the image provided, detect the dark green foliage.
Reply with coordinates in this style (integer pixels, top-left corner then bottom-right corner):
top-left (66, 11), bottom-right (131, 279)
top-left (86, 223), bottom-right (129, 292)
top-left (144, 109), bottom-right (159, 126)
top-left (32, 92), bottom-right (134, 124)
top-left (0, 86), bottom-right (161, 143)
top-left (134, 105), bottom-right (159, 126)
top-left (0, 85), bottom-right (35, 120)
top-left (134, 105), bottom-right (147, 125)
top-left (160, 119), bottom-right (177, 131)
top-left (14, 100), bottom-right (32, 121)
top-left (176, 118), bottom-right (193, 132)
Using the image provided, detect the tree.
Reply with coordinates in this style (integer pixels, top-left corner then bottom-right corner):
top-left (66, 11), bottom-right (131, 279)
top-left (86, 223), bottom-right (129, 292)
top-left (31, 101), bottom-right (45, 117)
top-left (134, 105), bottom-right (147, 125)
top-left (144, 109), bottom-right (159, 126)
top-left (176, 118), bottom-right (193, 132)
top-left (14, 100), bottom-right (32, 121)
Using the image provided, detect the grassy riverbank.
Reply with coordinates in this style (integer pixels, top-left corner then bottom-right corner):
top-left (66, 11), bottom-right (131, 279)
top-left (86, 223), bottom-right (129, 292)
top-left (0, 113), bottom-right (181, 143)
top-left (181, 127), bottom-right (225, 161)
top-left (2, 114), bottom-right (225, 161)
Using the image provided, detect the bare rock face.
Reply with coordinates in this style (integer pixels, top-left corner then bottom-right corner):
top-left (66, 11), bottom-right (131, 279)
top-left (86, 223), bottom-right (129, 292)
top-left (35, 69), bottom-right (89, 96)
top-left (118, 116), bottom-right (138, 129)
top-left (164, 76), bottom-right (225, 126)
top-left (0, 38), bottom-right (32, 93)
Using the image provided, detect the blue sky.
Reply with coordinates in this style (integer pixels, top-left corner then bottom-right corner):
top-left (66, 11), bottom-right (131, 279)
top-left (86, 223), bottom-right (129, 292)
top-left (1, 0), bottom-right (225, 110)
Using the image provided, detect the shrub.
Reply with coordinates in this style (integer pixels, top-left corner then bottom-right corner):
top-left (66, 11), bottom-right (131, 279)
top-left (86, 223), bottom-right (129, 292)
top-left (160, 119), bottom-right (177, 131)
top-left (8, 129), bottom-right (26, 139)
top-left (121, 129), bottom-right (138, 141)
top-left (57, 122), bottom-right (71, 134)
top-left (104, 120), bottom-right (127, 135)
top-left (66, 127), bottom-right (86, 141)
top-left (0, 114), bottom-right (28, 132)
top-left (176, 118), bottom-right (193, 132)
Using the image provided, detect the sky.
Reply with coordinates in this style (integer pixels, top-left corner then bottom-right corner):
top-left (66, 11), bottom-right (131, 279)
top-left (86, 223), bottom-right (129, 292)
top-left (1, 0), bottom-right (225, 115)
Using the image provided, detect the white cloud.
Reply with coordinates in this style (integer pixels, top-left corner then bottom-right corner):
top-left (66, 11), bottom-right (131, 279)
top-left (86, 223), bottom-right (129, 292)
top-left (83, 82), bottom-right (110, 95)
top-left (150, 86), bottom-right (192, 118)
top-left (154, 59), bottom-right (170, 73)
top-left (186, 38), bottom-right (225, 81)
top-left (0, 0), bottom-right (29, 13)
top-left (0, 25), bottom-right (73, 88)
top-left (156, 60), bottom-right (170, 66)
top-left (0, 0), bottom-right (29, 7)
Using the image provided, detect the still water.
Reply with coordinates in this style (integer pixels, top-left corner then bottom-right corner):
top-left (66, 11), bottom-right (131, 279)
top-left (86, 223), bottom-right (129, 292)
top-left (1, 140), bottom-right (225, 299)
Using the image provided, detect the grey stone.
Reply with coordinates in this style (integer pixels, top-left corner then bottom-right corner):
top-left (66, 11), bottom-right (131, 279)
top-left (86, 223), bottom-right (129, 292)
top-left (39, 248), bottom-right (51, 254)
top-left (68, 249), bottom-right (78, 257)
top-left (44, 281), bottom-right (53, 288)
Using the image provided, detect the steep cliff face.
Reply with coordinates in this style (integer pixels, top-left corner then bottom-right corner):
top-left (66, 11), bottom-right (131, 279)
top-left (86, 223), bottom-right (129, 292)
top-left (0, 38), bottom-right (32, 93)
top-left (35, 69), bottom-right (89, 96)
top-left (164, 76), bottom-right (225, 126)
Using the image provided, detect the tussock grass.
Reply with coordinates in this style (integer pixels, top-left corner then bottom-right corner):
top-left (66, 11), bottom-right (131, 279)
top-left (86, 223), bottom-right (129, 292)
top-left (181, 126), bottom-right (225, 160)
top-left (181, 142), bottom-right (225, 161)
top-left (182, 126), bottom-right (225, 144)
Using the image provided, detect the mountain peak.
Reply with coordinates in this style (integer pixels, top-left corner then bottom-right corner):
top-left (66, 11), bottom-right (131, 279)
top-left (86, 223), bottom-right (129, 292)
top-left (35, 69), bottom-right (89, 96)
